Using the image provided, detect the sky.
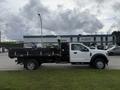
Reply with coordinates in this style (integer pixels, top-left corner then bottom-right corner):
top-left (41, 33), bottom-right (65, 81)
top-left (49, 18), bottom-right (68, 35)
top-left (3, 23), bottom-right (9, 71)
top-left (0, 0), bottom-right (120, 41)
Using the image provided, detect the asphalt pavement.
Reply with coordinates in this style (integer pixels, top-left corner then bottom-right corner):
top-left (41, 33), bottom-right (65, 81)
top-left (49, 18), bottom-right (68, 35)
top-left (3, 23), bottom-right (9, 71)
top-left (0, 53), bottom-right (120, 70)
top-left (0, 53), bottom-right (23, 70)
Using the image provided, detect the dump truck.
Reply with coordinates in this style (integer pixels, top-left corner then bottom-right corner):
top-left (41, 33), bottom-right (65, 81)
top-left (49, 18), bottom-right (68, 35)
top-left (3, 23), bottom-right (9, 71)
top-left (8, 42), bottom-right (109, 70)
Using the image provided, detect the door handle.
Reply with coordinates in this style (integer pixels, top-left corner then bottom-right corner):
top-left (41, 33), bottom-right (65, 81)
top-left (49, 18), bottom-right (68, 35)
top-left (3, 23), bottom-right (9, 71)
top-left (90, 52), bottom-right (92, 56)
top-left (74, 52), bottom-right (77, 54)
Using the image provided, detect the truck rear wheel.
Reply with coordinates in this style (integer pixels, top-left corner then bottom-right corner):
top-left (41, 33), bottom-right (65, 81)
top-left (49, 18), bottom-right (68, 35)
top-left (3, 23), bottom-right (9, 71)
top-left (95, 59), bottom-right (105, 69)
top-left (24, 60), bottom-right (39, 70)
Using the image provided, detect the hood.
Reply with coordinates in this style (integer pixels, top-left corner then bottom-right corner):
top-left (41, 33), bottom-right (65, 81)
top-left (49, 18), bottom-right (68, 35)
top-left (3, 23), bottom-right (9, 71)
top-left (90, 49), bottom-right (107, 55)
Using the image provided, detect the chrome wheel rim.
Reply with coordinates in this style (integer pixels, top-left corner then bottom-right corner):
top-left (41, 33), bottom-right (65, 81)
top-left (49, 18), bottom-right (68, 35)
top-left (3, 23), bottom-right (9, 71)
top-left (27, 62), bottom-right (35, 70)
top-left (96, 61), bottom-right (104, 69)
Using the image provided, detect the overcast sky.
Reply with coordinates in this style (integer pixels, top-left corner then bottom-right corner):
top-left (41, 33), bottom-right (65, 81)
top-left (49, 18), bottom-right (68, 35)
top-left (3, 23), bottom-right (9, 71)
top-left (0, 0), bottom-right (120, 41)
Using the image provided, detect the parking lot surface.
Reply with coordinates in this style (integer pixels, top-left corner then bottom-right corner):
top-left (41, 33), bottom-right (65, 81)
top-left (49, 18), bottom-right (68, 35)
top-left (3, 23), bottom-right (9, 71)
top-left (0, 53), bottom-right (120, 70)
top-left (0, 53), bottom-right (23, 70)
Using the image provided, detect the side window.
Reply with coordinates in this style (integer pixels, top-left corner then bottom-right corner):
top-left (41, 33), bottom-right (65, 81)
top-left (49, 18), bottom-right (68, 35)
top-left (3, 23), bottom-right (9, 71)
top-left (71, 44), bottom-right (89, 52)
top-left (71, 44), bottom-right (81, 50)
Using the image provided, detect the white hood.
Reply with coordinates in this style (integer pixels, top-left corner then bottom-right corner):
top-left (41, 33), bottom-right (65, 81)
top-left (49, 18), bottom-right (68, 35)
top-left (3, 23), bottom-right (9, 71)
top-left (90, 49), bottom-right (107, 56)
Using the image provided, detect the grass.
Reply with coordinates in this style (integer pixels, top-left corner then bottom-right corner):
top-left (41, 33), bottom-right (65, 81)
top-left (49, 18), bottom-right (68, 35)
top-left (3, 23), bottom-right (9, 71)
top-left (0, 67), bottom-right (120, 90)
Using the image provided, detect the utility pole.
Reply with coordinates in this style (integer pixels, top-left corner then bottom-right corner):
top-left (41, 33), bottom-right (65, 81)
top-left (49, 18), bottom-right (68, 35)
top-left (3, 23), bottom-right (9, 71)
top-left (0, 31), bottom-right (1, 43)
top-left (38, 13), bottom-right (43, 47)
top-left (0, 30), bottom-right (1, 53)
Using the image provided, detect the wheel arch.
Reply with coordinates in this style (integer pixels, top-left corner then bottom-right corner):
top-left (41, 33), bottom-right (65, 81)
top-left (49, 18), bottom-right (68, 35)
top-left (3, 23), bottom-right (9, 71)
top-left (90, 53), bottom-right (108, 64)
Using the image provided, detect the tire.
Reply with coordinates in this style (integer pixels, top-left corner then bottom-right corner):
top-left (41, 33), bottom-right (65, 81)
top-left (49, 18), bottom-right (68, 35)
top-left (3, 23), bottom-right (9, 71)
top-left (38, 62), bottom-right (42, 67)
top-left (94, 59), bottom-right (105, 69)
top-left (24, 60), bottom-right (39, 70)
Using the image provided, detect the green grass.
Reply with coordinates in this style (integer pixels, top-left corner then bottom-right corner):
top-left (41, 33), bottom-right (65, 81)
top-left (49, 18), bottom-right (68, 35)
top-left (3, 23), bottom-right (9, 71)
top-left (0, 67), bottom-right (120, 90)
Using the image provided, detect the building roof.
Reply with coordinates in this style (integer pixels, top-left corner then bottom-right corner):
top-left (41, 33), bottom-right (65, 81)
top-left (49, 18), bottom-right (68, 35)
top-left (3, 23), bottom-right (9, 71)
top-left (24, 35), bottom-right (78, 38)
top-left (24, 34), bottom-right (112, 38)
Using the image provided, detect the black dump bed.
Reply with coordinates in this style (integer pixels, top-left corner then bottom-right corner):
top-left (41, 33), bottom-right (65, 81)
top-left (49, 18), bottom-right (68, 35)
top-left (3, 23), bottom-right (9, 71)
top-left (8, 42), bottom-right (70, 62)
top-left (8, 47), bottom-right (60, 58)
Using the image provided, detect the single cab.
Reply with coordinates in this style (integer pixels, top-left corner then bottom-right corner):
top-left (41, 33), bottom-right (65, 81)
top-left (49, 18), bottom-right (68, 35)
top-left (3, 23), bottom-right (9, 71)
top-left (8, 42), bottom-right (109, 70)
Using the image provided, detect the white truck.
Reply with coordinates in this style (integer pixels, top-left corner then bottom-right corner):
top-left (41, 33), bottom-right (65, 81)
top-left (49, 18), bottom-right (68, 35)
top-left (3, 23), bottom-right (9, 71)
top-left (8, 42), bottom-right (109, 70)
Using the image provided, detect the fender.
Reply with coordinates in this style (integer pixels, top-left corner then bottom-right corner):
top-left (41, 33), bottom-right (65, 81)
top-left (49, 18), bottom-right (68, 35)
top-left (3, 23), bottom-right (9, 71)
top-left (90, 53), bottom-right (108, 64)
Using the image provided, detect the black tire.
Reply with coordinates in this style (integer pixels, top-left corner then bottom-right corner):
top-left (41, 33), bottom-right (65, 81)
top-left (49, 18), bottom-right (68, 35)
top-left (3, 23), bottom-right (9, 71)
top-left (94, 59), bottom-right (106, 69)
top-left (38, 62), bottom-right (42, 67)
top-left (24, 60), bottom-right (39, 70)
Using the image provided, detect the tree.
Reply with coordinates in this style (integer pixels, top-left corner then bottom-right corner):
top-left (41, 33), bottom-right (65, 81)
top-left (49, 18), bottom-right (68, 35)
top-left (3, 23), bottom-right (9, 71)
top-left (112, 31), bottom-right (120, 46)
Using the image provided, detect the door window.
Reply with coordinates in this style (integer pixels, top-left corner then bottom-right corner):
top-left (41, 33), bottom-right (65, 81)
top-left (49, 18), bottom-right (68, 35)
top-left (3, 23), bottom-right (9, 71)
top-left (71, 44), bottom-right (89, 52)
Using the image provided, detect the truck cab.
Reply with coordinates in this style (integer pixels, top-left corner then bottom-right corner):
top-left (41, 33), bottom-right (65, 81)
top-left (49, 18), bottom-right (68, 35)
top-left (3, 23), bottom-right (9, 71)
top-left (70, 43), bottom-right (91, 62)
top-left (69, 43), bottom-right (109, 69)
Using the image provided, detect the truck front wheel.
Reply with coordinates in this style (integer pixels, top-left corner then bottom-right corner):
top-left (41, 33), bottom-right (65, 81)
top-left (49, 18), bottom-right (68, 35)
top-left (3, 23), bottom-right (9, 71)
top-left (24, 60), bottom-right (39, 70)
top-left (95, 59), bottom-right (105, 69)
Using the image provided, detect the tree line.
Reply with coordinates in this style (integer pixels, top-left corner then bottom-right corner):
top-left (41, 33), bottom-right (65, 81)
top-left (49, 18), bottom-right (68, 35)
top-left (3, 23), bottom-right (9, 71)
top-left (112, 31), bottom-right (120, 46)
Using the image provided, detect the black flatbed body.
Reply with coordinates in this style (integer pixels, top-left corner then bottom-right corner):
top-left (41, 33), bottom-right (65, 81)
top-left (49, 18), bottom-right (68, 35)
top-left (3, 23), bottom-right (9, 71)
top-left (8, 42), bottom-right (70, 63)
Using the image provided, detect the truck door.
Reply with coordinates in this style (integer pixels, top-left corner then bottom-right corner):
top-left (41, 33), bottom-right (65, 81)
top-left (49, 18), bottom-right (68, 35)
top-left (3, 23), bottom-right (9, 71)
top-left (70, 43), bottom-right (90, 62)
